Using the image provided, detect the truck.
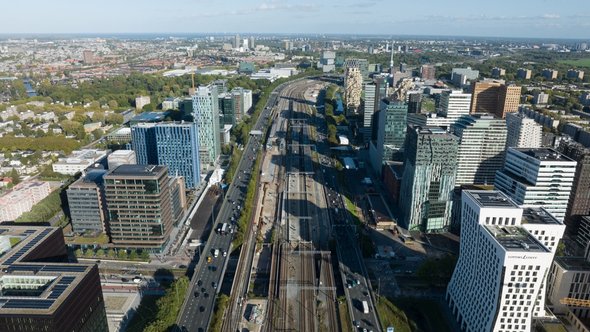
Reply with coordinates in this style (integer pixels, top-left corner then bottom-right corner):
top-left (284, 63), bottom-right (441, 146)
top-left (362, 300), bottom-right (369, 314)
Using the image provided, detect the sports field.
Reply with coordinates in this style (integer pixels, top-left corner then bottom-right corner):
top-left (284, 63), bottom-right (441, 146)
top-left (559, 58), bottom-right (590, 68)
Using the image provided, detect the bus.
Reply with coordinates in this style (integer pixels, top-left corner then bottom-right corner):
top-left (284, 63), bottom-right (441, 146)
top-left (220, 223), bottom-right (229, 235)
top-left (362, 300), bottom-right (369, 314)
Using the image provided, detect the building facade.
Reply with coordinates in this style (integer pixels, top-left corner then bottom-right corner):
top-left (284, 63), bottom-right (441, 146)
top-left (0, 226), bottom-right (108, 332)
top-left (494, 148), bottom-right (577, 221)
top-left (506, 112), bottom-right (542, 149)
top-left (154, 122), bottom-right (201, 189)
top-left (131, 123), bottom-right (158, 165)
top-left (67, 170), bottom-right (108, 234)
top-left (556, 139), bottom-right (590, 235)
top-left (0, 181), bottom-right (51, 222)
top-left (369, 99), bottom-right (408, 175)
top-left (447, 190), bottom-right (560, 332)
top-left (399, 126), bottom-right (458, 231)
top-left (517, 68), bottom-right (532, 80)
top-left (344, 66), bottom-right (363, 111)
top-left (192, 85), bottom-right (221, 169)
top-left (451, 114), bottom-right (507, 186)
top-left (104, 165), bottom-right (175, 252)
top-left (470, 80), bottom-right (521, 118)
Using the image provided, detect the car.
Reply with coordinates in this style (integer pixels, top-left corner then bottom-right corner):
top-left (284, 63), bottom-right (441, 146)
top-left (353, 320), bottom-right (360, 328)
top-left (201, 287), bottom-right (206, 293)
top-left (212, 281), bottom-right (217, 289)
top-left (194, 291), bottom-right (199, 297)
top-left (204, 292), bottom-right (209, 298)
top-left (199, 306), bottom-right (205, 312)
top-left (121, 278), bottom-right (129, 283)
top-left (222, 250), bottom-right (227, 257)
top-left (197, 280), bottom-right (202, 286)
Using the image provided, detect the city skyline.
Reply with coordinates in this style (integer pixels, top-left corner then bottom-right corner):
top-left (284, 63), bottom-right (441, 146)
top-left (1, 0), bottom-right (589, 39)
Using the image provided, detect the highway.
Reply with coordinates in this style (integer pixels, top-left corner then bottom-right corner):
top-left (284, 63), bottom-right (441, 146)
top-left (315, 100), bottom-right (382, 331)
top-left (175, 82), bottom-right (284, 332)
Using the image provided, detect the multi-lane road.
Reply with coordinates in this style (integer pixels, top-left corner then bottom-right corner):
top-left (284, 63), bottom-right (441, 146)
top-left (175, 83), bottom-right (284, 332)
top-left (176, 76), bottom-right (381, 332)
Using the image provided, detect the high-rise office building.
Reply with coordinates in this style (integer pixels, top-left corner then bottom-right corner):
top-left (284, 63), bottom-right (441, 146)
top-left (407, 92), bottom-right (422, 114)
top-left (556, 139), bottom-right (590, 234)
top-left (131, 123), bottom-right (158, 165)
top-left (494, 148), bottom-right (577, 221)
top-left (233, 34), bottom-right (240, 49)
top-left (218, 93), bottom-right (235, 127)
top-left (67, 169), bottom-right (108, 234)
top-left (470, 80), bottom-right (521, 118)
top-left (192, 85), bottom-right (221, 169)
top-left (451, 114), bottom-right (507, 186)
top-left (447, 190), bottom-right (562, 332)
top-left (249, 36), bottom-right (255, 49)
top-left (131, 123), bottom-right (201, 189)
top-left (399, 126), bottom-right (459, 231)
top-left (420, 64), bottom-right (436, 80)
top-left (361, 76), bottom-right (387, 143)
top-left (423, 90), bottom-right (472, 129)
top-left (369, 99), bottom-right (408, 175)
top-left (154, 123), bottom-right (201, 189)
top-left (231, 87), bottom-right (252, 120)
top-left (505, 112), bottom-right (542, 149)
top-left (104, 165), bottom-right (175, 252)
top-left (0, 226), bottom-right (108, 332)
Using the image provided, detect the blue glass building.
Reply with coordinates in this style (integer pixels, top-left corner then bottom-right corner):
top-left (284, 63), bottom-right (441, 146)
top-left (131, 122), bottom-right (201, 189)
top-left (154, 123), bottom-right (201, 189)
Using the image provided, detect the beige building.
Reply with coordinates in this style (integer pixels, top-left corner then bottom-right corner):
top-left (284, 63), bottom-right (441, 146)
top-left (470, 80), bottom-right (521, 118)
top-left (0, 181), bottom-right (51, 221)
top-left (567, 69), bottom-right (585, 80)
top-left (542, 69), bottom-right (559, 80)
top-left (135, 95), bottom-right (151, 110)
top-left (517, 68), bottom-right (533, 80)
top-left (344, 66), bottom-right (363, 111)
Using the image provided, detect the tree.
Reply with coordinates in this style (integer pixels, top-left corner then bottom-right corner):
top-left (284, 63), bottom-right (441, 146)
top-left (108, 100), bottom-right (118, 109)
top-left (92, 128), bottom-right (104, 139)
top-left (129, 250), bottom-right (138, 260)
top-left (106, 113), bottom-right (124, 125)
top-left (106, 249), bottom-right (116, 258)
top-left (9, 168), bottom-right (20, 185)
top-left (96, 248), bottom-right (105, 257)
top-left (117, 249), bottom-right (128, 260)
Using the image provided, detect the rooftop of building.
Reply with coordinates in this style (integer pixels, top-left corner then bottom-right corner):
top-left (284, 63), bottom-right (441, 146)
top-left (69, 169), bottom-right (107, 188)
top-left (107, 164), bottom-right (166, 177)
top-left (0, 226), bottom-right (95, 314)
top-left (484, 225), bottom-right (549, 253)
top-left (512, 148), bottom-right (575, 162)
top-left (554, 256), bottom-right (590, 272)
top-left (522, 207), bottom-right (562, 225)
top-left (109, 150), bottom-right (135, 157)
top-left (130, 111), bottom-right (168, 123)
top-left (464, 190), bottom-right (519, 209)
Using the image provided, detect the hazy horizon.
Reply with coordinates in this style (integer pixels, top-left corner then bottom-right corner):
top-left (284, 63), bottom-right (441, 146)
top-left (2, 0), bottom-right (589, 39)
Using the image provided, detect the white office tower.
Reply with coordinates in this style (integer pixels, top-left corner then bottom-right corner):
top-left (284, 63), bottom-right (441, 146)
top-left (494, 148), bottom-right (576, 221)
top-left (447, 191), bottom-right (561, 332)
top-left (452, 114), bottom-right (507, 186)
top-left (413, 90), bottom-right (472, 129)
top-left (506, 112), bottom-right (542, 148)
top-left (520, 207), bottom-right (566, 318)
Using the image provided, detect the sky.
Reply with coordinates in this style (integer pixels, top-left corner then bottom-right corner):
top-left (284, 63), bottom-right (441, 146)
top-left (2, 0), bottom-right (589, 39)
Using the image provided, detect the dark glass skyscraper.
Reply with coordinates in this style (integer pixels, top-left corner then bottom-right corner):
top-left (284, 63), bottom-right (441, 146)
top-left (399, 125), bottom-right (459, 231)
top-left (154, 123), bottom-right (201, 189)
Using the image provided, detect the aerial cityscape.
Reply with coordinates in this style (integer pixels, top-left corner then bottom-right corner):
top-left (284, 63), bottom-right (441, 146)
top-left (1, 1), bottom-right (590, 332)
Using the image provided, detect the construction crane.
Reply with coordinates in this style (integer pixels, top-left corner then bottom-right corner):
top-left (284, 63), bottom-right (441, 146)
top-left (560, 297), bottom-right (590, 307)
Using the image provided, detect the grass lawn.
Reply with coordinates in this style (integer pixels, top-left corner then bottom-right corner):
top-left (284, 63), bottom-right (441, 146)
top-left (338, 299), bottom-right (352, 332)
top-left (67, 233), bottom-right (110, 245)
top-left (558, 58), bottom-right (590, 68)
top-left (376, 297), bottom-right (413, 332)
top-left (393, 297), bottom-right (452, 332)
top-left (9, 237), bottom-right (21, 247)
